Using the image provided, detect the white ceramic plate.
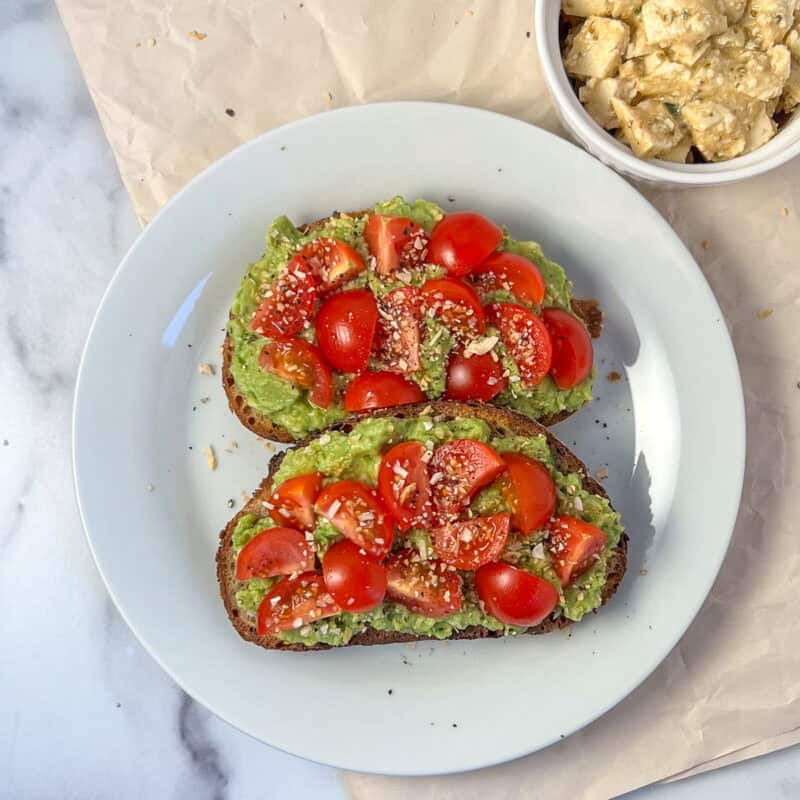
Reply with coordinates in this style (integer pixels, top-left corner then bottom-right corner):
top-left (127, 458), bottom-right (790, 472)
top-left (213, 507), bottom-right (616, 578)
top-left (73, 103), bottom-right (745, 776)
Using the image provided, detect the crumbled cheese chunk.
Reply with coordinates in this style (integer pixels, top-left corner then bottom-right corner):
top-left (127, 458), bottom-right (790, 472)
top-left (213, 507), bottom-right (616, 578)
top-left (779, 57), bottom-right (800, 111)
top-left (565, 16), bottom-right (631, 79)
top-left (740, 0), bottom-right (797, 49)
top-left (641, 0), bottom-right (728, 48)
top-left (681, 99), bottom-right (748, 160)
top-left (563, 0), bottom-right (641, 18)
top-left (612, 97), bottom-right (688, 157)
top-left (579, 77), bottom-right (636, 128)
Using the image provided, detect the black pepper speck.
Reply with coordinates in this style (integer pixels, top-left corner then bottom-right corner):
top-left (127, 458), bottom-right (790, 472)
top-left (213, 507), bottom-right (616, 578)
top-left (225, 108), bottom-right (235, 117)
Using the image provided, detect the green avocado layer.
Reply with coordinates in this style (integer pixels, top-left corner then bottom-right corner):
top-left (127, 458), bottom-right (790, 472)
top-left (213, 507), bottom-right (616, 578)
top-left (231, 416), bottom-right (623, 647)
top-left (227, 197), bottom-right (593, 438)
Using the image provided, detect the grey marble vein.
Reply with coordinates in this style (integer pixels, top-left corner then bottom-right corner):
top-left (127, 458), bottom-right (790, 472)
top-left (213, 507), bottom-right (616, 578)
top-left (0, 471), bottom-right (32, 548)
top-left (6, 312), bottom-right (70, 394)
top-left (178, 694), bottom-right (230, 800)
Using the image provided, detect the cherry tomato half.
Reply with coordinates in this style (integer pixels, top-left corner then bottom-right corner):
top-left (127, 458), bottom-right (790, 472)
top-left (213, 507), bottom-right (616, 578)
top-left (541, 307), bottom-right (593, 389)
top-left (268, 473), bottom-right (322, 531)
top-left (475, 562), bottom-right (559, 626)
top-left (427, 212), bottom-right (503, 277)
top-left (322, 539), bottom-right (387, 613)
top-left (432, 513), bottom-right (511, 571)
top-left (364, 215), bottom-right (429, 275)
top-left (377, 441), bottom-right (433, 532)
top-left (315, 479), bottom-right (394, 559)
top-left (471, 251), bottom-right (546, 306)
top-left (316, 289), bottom-right (378, 373)
top-left (547, 516), bottom-right (607, 586)
top-left (420, 278), bottom-right (485, 340)
top-left (500, 453), bottom-right (556, 534)
top-left (444, 350), bottom-right (508, 401)
top-left (373, 287), bottom-right (422, 374)
top-left (294, 237), bottom-right (365, 293)
top-left (250, 259), bottom-right (318, 339)
top-left (343, 371), bottom-right (426, 412)
top-left (236, 527), bottom-right (314, 581)
top-left (257, 571), bottom-right (339, 635)
top-left (485, 302), bottom-right (553, 387)
top-left (429, 439), bottom-right (506, 519)
top-left (259, 338), bottom-right (333, 409)
top-left (385, 550), bottom-right (463, 618)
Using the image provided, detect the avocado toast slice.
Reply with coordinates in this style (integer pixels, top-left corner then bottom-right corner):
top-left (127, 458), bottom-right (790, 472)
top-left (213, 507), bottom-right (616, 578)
top-left (216, 401), bottom-right (627, 651)
top-left (222, 198), bottom-right (603, 443)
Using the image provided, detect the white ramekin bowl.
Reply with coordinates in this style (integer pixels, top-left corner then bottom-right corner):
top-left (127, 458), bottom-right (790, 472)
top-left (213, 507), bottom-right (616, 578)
top-left (534, 0), bottom-right (800, 187)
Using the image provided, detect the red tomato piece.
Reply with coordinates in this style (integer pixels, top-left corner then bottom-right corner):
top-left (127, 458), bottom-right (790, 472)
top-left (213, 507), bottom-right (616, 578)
top-left (385, 550), bottom-right (463, 618)
top-left (432, 513), bottom-right (511, 570)
top-left (485, 302), bottom-right (553, 386)
top-left (250, 260), bottom-right (318, 339)
top-left (257, 571), bottom-right (339, 635)
top-left (315, 480), bottom-right (394, 559)
top-left (471, 251), bottom-right (546, 306)
top-left (293, 237), bottom-right (365, 293)
top-left (547, 516), bottom-right (607, 586)
top-left (500, 453), bottom-right (556, 534)
top-left (444, 350), bottom-right (508, 401)
top-left (373, 287), bottom-right (422, 374)
top-left (476, 562), bottom-right (559, 626)
top-left (343, 371), bottom-right (426, 412)
top-left (364, 215), bottom-right (430, 275)
top-left (420, 278), bottom-right (486, 340)
top-left (322, 539), bottom-right (387, 613)
top-left (236, 527), bottom-right (314, 581)
top-left (428, 439), bottom-right (506, 519)
top-left (268, 473), bottom-right (322, 531)
top-left (541, 307), bottom-right (594, 389)
top-left (258, 338), bottom-right (333, 409)
top-left (427, 212), bottom-right (503, 277)
top-left (316, 289), bottom-right (378, 373)
top-left (377, 441), bottom-right (433, 532)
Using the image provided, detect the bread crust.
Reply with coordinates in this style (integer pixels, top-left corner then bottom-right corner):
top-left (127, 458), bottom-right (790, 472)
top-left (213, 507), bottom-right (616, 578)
top-left (221, 211), bottom-right (603, 443)
top-left (216, 401), bottom-right (628, 651)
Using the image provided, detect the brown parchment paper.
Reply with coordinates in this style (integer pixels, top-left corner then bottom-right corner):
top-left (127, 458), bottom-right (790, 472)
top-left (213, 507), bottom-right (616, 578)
top-left (56, 1), bottom-right (800, 796)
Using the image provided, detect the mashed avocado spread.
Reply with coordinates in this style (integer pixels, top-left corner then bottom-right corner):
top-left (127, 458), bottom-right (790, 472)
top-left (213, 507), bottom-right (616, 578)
top-left (232, 415), bottom-right (623, 647)
top-left (228, 197), bottom-right (594, 438)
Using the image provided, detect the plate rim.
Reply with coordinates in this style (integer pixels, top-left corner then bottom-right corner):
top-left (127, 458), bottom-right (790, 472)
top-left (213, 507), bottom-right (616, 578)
top-left (72, 101), bottom-right (746, 775)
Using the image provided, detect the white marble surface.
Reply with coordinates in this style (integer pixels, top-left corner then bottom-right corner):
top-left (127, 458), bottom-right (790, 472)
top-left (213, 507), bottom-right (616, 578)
top-left (1, 1), bottom-right (798, 797)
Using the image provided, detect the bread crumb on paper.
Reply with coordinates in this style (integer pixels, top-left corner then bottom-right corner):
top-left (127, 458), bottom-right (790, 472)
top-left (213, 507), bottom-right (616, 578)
top-left (781, 207), bottom-right (789, 217)
top-left (198, 362), bottom-right (215, 375)
top-left (147, 37), bottom-right (157, 47)
top-left (702, 240), bottom-right (709, 250)
top-left (607, 371), bottom-right (622, 382)
top-left (640, 568), bottom-right (648, 576)
top-left (204, 446), bottom-right (217, 471)
top-left (757, 308), bottom-right (774, 320)
top-left (188, 30), bottom-right (207, 40)
top-left (145, 483), bottom-right (154, 493)
top-left (595, 466), bottom-right (609, 480)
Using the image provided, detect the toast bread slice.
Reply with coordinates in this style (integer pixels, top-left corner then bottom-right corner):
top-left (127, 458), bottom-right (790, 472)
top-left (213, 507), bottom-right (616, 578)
top-left (221, 211), bottom-right (604, 443)
top-left (216, 401), bottom-right (628, 651)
